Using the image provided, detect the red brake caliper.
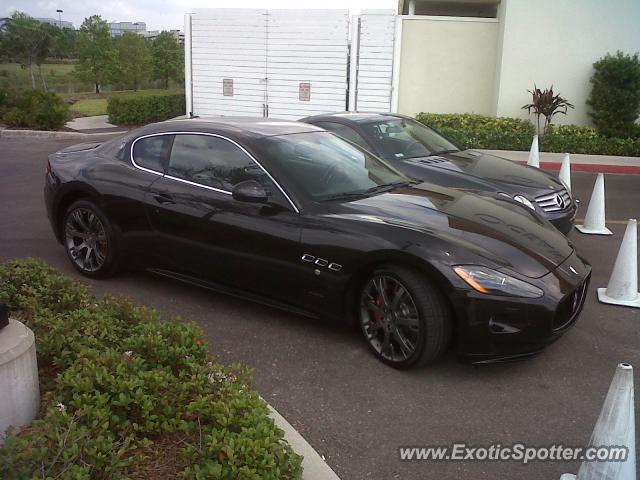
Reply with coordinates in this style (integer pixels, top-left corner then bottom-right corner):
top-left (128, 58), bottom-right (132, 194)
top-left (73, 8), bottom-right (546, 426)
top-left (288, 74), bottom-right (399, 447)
top-left (371, 295), bottom-right (382, 322)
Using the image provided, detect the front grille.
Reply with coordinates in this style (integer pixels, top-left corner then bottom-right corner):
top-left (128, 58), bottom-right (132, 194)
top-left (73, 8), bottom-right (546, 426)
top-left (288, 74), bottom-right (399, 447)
top-left (535, 188), bottom-right (572, 213)
top-left (553, 273), bottom-right (590, 331)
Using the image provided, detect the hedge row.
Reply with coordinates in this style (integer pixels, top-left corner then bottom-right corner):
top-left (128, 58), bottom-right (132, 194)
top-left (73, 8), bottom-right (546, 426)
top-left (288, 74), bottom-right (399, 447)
top-left (0, 259), bottom-right (302, 480)
top-left (107, 93), bottom-right (185, 125)
top-left (416, 113), bottom-right (640, 157)
top-left (0, 89), bottom-right (71, 130)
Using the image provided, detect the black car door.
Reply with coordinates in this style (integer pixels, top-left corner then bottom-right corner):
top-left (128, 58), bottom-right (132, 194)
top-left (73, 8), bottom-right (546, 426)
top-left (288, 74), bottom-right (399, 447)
top-left (143, 132), bottom-right (310, 308)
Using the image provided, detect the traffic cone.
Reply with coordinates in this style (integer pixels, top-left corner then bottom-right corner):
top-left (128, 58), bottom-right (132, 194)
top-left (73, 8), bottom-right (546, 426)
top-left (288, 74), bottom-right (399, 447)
top-left (527, 135), bottom-right (540, 168)
top-left (575, 173), bottom-right (612, 235)
top-left (575, 363), bottom-right (636, 480)
top-left (598, 219), bottom-right (640, 308)
top-left (559, 153), bottom-right (572, 193)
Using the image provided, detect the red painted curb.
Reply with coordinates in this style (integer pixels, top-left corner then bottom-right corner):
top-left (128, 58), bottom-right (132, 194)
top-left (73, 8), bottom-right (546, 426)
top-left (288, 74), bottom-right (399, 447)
top-left (516, 161), bottom-right (640, 175)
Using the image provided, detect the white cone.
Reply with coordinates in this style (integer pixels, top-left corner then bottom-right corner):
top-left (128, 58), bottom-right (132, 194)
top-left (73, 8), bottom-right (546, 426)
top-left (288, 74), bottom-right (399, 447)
top-left (576, 173), bottom-right (612, 235)
top-left (598, 219), bottom-right (640, 308)
top-left (559, 153), bottom-right (572, 193)
top-left (527, 135), bottom-right (540, 168)
top-left (576, 363), bottom-right (636, 480)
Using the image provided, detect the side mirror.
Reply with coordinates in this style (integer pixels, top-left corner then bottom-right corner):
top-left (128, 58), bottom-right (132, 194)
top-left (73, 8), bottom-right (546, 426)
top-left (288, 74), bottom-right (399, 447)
top-left (232, 180), bottom-right (269, 203)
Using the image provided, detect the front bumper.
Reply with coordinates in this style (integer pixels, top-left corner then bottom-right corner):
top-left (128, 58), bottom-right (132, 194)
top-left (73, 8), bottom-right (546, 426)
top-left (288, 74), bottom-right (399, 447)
top-left (450, 251), bottom-right (591, 363)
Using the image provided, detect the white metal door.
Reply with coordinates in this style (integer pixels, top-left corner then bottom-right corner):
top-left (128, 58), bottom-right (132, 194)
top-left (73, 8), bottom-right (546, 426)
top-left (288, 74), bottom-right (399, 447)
top-left (265, 10), bottom-right (349, 120)
top-left (189, 9), bottom-right (267, 117)
top-left (349, 11), bottom-right (397, 112)
top-left (187, 8), bottom-right (349, 120)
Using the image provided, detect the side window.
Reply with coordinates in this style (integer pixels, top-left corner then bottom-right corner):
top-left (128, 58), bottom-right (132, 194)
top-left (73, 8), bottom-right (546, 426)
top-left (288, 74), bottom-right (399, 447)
top-left (314, 122), bottom-right (371, 151)
top-left (167, 134), bottom-right (274, 192)
top-left (132, 135), bottom-right (172, 173)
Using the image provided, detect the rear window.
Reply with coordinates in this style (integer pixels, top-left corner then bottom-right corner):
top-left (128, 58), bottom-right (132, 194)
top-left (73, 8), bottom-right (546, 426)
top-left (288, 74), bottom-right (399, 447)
top-left (132, 135), bottom-right (172, 173)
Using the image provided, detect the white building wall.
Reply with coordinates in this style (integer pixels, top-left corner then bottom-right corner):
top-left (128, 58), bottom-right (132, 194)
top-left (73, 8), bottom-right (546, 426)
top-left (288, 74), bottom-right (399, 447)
top-left (495, 0), bottom-right (640, 125)
top-left (396, 17), bottom-right (499, 117)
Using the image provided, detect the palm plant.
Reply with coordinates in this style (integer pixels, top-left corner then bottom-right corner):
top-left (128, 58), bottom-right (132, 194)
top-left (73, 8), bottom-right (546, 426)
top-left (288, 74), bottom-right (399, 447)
top-left (522, 85), bottom-right (574, 135)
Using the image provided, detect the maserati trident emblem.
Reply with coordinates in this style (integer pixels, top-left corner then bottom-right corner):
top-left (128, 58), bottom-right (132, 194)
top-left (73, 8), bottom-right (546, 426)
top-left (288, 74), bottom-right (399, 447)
top-left (569, 266), bottom-right (578, 275)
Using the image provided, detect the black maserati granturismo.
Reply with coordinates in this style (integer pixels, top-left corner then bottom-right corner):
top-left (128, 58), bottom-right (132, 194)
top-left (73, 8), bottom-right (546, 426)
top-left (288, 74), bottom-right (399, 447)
top-left (301, 112), bottom-right (577, 235)
top-left (44, 118), bottom-right (590, 368)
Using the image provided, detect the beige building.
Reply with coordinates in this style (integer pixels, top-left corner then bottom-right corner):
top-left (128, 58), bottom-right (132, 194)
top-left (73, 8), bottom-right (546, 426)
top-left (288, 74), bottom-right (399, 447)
top-left (394, 0), bottom-right (640, 125)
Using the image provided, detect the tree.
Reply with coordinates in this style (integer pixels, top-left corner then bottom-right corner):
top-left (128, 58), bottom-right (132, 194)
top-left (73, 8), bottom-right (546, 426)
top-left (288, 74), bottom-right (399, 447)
top-left (75, 15), bottom-right (116, 93)
top-left (151, 31), bottom-right (183, 88)
top-left (115, 32), bottom-right (151, 91)
top-left (1, 12), bottom-right (54, 88)
top-left (51, 27), bottom-right (78, 59)
top-left (587, 51), bottom-right (640, 138)
top-left (522, 85), bottom-right (574, 135)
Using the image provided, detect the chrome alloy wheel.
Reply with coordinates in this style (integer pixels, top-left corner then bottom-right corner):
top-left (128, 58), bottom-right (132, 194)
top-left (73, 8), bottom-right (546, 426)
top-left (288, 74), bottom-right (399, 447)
top-left (360, 275), bottom-right (420, 362)
top-left (65, 207), bottom-right (108, 273)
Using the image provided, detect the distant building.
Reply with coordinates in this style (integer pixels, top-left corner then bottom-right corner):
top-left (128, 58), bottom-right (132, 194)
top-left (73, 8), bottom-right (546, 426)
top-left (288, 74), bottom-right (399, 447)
top-left (108, 21), bottom-right (146, 37)
top-left (35, 17), bottom-right (75, 29)
top-left (143, 29), bottom-right (184, 43)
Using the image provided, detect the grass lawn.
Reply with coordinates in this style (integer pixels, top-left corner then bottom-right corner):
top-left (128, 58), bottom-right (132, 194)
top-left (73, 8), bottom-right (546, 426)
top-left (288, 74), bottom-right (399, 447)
top-left (67, 88), bottom-right (183, 117)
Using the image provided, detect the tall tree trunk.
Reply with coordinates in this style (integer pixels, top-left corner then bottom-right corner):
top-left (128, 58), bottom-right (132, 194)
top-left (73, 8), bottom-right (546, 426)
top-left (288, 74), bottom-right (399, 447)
top-left (165, 76), bottom-right (169, 89)
top-left (28, 62), bottom-right (36, 89)
top-left (134, 77), bottom-right (138, 92)
top-left (95, 83), bottom-right (100, 94)
top-left (38, 65), bottom-right (47, 91)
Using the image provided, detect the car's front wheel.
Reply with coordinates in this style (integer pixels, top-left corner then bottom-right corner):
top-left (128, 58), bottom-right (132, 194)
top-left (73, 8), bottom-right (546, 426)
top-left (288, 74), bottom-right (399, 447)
top-left (63, 200), bottom-right (118, 278)
top-left (359, 265), bottom-right (451, 369)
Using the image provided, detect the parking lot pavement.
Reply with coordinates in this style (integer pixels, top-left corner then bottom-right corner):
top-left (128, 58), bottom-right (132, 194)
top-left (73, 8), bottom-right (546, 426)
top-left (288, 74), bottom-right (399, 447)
top-left (1, 136), bottom-right (639, 480)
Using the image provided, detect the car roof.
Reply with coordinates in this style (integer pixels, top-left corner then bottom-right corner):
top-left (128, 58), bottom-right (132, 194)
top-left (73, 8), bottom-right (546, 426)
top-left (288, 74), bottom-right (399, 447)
top-left (132, 117), bottom-right (324, 140)
top-left (301, 112), bottom-right (411, 124)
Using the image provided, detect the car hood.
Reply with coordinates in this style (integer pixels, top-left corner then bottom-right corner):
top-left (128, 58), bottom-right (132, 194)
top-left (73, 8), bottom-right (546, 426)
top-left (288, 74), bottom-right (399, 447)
top-left (327, 183), bottom-right (574, 278)
top-left (403, 150), bottom-right (564, 191)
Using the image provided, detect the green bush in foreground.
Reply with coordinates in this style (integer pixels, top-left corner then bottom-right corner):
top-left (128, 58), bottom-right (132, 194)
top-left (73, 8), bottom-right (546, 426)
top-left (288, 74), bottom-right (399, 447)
top-left (416, 112), bottom-right (640, 157)
top-left (0, 88), bottom-right (71, 130)
top-left (0, 258), bottom-right (302, 480)
top-left (107, 92), bottom-right (185, 125)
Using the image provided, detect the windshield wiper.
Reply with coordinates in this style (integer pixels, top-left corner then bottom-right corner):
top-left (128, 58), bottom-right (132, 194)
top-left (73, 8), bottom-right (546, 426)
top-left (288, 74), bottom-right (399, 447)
top-left (320, 181), bottom-right (414, 202)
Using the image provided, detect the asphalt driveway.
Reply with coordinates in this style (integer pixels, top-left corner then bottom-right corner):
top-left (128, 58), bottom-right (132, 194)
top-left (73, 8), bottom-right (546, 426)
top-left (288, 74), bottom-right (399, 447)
top-left (1, 135), bottom-right (639, 480)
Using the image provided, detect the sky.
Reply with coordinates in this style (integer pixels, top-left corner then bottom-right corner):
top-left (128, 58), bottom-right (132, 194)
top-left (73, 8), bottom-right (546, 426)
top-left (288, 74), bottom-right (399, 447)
top-left (1, 0), bottom-right (398, 31)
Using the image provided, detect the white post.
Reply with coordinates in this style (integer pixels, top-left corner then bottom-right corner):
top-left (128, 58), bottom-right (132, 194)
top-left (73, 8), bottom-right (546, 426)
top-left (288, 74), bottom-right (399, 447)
top-left (0, 319), bottom-right (40, 445)
top-left (348, 15), bottom-right (360, 112)
top-left (408, 0), bottom-right (416, 15)
top-left (390, 16), bottom-right (403, 114)
top-left (184, 13), bottom-right (193, 118)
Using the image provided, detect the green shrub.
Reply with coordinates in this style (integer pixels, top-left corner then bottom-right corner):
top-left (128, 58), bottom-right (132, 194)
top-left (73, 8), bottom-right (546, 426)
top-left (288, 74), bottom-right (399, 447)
top-left (416, 113), bottom-right (535, 151)
top-left (587, 51), bottom-right (640, 138)
top-left (416, 112), bottom-right (640, 156)
top-left (0, 259), bottom-right (303, 479)
top-left (541, 124), bottom-right (640, 157)
top-left (0, 88), bottom-right (71, 130)
top-left (107, 92), bottom-right (185, 125)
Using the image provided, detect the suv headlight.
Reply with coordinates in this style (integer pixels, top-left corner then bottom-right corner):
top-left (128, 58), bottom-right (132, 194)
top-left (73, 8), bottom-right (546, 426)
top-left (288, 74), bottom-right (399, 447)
top-left (513, 195), bottom-right (536, 210)
top-left (453, 265), bottom-right (543, 298)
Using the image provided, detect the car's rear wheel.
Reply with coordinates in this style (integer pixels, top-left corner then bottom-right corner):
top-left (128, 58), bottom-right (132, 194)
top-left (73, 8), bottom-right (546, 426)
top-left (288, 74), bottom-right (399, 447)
top-left (63, 200), bottom-right (118, 278)
top-left (359, 265), bottom-right (451, 369)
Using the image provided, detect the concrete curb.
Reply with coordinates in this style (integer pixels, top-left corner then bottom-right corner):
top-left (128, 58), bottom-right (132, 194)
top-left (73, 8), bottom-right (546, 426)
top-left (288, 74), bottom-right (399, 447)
top-left (0, 129), bottom-right (127, 139)
top-left (478, 149), bottom-right (640, 175)
top-left (266, 402), bottom-right (341, 480)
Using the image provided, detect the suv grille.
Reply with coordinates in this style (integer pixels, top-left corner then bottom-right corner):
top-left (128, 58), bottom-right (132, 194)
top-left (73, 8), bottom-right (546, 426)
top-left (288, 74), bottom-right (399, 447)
top-left (535, 188), bottom-right (572, 213)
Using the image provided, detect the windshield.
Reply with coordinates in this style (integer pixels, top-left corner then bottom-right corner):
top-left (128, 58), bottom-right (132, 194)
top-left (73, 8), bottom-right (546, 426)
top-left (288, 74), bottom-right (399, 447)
top-left (360, 117), bottom-right (459, 160)
top-left (253, 131), bottom-right (411, 201)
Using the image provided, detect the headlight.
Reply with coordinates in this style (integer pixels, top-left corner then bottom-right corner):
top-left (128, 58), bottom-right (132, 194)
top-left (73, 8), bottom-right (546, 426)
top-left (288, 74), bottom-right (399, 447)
top-left (513, 195), bottom-right (536, 210)
top-left (453, 265), bottom-right (543, 298)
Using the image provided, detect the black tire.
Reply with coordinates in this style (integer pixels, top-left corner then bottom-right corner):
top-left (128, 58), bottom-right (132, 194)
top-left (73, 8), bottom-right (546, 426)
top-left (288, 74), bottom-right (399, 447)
top-left (62, 200), bottom-right (119, 279)
top-left (358, 265), bottom-right (452, 369)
